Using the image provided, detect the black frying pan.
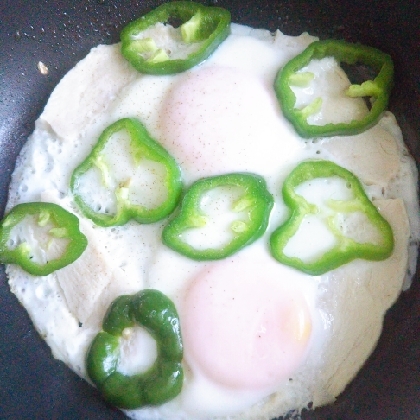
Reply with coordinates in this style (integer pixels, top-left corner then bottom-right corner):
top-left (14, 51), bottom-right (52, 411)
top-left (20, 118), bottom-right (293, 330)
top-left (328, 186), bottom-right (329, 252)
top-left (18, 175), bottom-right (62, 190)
top-left (1, 1), bottom-right (419, 419)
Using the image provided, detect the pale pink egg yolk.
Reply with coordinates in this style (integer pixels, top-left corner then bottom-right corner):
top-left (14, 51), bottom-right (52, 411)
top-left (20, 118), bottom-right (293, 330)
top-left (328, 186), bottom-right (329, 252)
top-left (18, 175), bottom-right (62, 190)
top-left (181, 257), bottom-right (312, 390)
top-left (159, 66), bottom-right (301, 180)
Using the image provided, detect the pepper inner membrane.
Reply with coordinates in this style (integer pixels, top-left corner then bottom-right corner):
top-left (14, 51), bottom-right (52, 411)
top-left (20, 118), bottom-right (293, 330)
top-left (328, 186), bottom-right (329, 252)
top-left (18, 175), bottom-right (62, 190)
top-left (340, 61), bottom-right (378, 110)
top-left (283, 176), bottom-right (384, 262)
top-left (180, 185), bottom-right (251, 251)
top-left (291, 57), bottom-right (370, 126)
top-left (130, 22), bottom-right (205, 61)
top-left (75, 129), bottom-right (169, 215)
top-left (8, 214), bottom-right (70, 264)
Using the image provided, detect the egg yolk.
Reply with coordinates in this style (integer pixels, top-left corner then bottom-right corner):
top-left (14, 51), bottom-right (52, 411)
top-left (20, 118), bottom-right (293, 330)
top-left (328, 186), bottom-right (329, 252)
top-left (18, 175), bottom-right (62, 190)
top-left (182, 255), bottom-right (312, 390)
top-left (159, 66), bottom-right (302, 180)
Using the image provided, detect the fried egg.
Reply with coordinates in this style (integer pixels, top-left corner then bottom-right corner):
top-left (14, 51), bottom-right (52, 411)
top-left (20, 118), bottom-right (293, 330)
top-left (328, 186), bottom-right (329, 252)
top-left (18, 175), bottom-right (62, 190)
top-left (5, 21), bottom-right (420, 420)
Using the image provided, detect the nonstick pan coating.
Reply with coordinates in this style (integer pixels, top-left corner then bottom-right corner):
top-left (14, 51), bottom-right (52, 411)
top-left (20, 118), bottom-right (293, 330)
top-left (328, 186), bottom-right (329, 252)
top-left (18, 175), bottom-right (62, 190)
top-left (1, 1), bottom-right (419, 419)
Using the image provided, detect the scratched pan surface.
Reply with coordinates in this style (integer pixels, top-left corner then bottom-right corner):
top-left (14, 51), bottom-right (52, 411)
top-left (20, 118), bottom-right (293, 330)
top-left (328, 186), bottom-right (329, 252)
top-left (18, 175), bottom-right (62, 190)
top-left (0, 0), bottom-right (419, 419)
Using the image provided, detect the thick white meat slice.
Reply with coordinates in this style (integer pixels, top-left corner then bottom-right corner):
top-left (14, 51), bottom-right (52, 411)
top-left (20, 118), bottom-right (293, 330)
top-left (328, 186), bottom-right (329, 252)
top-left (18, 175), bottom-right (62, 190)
top-left (41, 44), bottom-right (137, 141)
top-left (322, 122), bottom-right (400, 187)
top-left (54, 217), bottom-right (142, 329)
top-left (39, 187), bottom-right (144, 329)
top-left (315, 198), bottom-right (410, 405)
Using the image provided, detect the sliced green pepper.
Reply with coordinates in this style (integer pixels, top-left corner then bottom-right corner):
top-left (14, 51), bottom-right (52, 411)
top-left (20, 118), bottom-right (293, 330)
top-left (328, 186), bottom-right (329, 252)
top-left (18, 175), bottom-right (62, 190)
top-left (120, 1), bottom-right (231, 75)
top-left (162, 173), bottom-right (274, 260)
top-left (275, 39), bottom-right (394, 137)
top-left (86, 289), bottom-right (183, 409)
top-left (0, 202), bottom-right (87, 276)
top-left (71, 118), bottom-right (182, 227)
top-left (270, 160), bottom-right (394, 275)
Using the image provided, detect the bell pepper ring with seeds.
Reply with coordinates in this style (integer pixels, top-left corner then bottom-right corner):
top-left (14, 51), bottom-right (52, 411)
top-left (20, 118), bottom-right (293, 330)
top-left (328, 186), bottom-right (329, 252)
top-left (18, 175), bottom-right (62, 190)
top-left (70, 118), bottom-right (183, 227)
top-left (0, 202), bottom-right (87, 276)
top-left (86, 289), bottom-right (184, 409)
top-left (275, 39), bottom-right (394, 138)
top-left (162, 173), bottom-right (274, 260)
top-left (120, 1), bottom-right (231, 75)
top-left (270, 160), bottom-right (394, 275)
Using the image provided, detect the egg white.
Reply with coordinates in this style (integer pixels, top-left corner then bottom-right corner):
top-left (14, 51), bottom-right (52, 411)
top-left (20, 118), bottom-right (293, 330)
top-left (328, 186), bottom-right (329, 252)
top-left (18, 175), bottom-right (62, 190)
top-left (5, 22), bottom-right (420, 420)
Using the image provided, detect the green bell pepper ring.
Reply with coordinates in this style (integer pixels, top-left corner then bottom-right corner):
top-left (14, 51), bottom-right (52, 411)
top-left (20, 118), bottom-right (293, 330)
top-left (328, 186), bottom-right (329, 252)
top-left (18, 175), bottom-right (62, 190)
top-left (162, 173), bottom-right (274, 260)
top-left (0, 202), bottom-right (87, 276)
top-left (86, 289), bottom-right (183, 409)
top-left (275, 39), bottom-right (394, 138)
top-left (270, 160), bottom-right (394, 275)
top-left (71, 118), bottom-right (183, 227)
top-left (120, 1), bottom-right (231, 75)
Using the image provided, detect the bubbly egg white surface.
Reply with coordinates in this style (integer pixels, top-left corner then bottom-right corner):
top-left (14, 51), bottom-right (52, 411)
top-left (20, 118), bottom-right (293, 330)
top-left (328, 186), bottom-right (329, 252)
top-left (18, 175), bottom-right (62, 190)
top-left (6, 23), bottom-right (420, 420)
